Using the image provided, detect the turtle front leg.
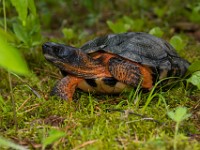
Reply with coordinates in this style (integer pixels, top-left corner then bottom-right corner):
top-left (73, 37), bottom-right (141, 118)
top-left (51, 75), bottom-right (83, 101)
top-left (108, 57), bottom-right (153, 89)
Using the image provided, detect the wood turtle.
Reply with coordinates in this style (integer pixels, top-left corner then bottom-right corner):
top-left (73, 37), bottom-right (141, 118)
top-left (42, 32), bottom-right (190, 100)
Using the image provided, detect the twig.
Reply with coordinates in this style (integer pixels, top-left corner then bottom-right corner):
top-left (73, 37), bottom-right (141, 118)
top-left (17, 96), bottom-right (31, 112)
top-left (106, 108), bottom-right (162, 124)
top-left (72, 140), bottom-right (98, 150)
top-left (126, 118), bottom-right (160, 124)
top-left (24, 104), bottom-right (40, 113)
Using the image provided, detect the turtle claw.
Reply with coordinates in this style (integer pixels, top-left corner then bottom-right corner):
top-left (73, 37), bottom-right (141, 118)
top-left (50, 85), bottom-right (70, 101)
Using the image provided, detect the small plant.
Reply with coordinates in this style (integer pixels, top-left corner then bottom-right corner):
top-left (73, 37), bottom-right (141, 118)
top-left (188, 61), bottom-right (200, 73)
top-left (122, 16), bottom-right (145, 32)
top-left (170, 35), bottom-right (186, 52)
top-left (149, 27), bottom-right (164, 38)
top-left (62, 27), bottom-right (75, 41)
top-left (9, 0), bottom-right (41, 47)
top-left (187, 71), bottom-right (200, 90)
top-left (107, 16), bottom-right (145, 33)
top-left (42, 129), bottom-right (66, 150)
top-left (107, 20), bottom-right (129, 33)
top-left (167, 107), bottom-right (191, 150)
top-left (154, 6), bottom-right (167, 18)
top-left (187, 2), bottom-right (200, 23)
top-left (187, 61), bottom-right (200, 90)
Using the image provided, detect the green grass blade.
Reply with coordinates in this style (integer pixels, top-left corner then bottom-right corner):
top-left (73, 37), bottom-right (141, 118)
top-left (0, 136), bottom-right (27, 150)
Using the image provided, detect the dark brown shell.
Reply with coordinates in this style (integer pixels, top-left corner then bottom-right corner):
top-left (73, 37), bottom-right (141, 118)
top-left (81, 32), bottom-right (190, 76)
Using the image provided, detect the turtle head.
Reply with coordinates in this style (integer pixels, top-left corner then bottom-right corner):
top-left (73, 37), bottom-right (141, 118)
top-left (42, 42), bottom-right (80, 63)
top-left (42, 42), bottom-right (86, 71)
top-left (42, 42), bottom-right (99, 76)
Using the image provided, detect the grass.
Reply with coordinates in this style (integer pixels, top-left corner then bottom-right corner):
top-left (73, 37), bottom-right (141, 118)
top-left (1, 0), bottom-right (200, 149)
top-left (1, 60), bottom-right (200, 149)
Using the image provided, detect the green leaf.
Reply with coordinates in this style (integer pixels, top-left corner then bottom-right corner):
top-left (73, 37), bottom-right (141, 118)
top-left (107, 20), bottom-right (129, 33)
top-left (132, 19), bottom-right (144, 31)
top-left (167, 107), bottom-right (191, 123)
top-left (187, 71), bottom-right (200, 89)
top-left (81, 0), bottom-right (94, 12)
top-left (167, 111), bottom-right (175, 121)
top-left (170, 35), bottom-right (185, 51)
top-left (13, 23), bottom-right (29, 45)
top-left (62, 28), bottom-right (75, 40)
top-left (0, 28), bottom-right (16, 43)
top-left (149, 27), bottom-right (164, 38)
top-left (188, 61), bottom-right (200, 73)
top-left (123, 16), bottom-right (145, 31)
top-left (154, 7), bottom-right (166, 18)
top-left (42, 129), bottom-right (66, 149)
top-left (10, 0), bottom-right (28, 26)
top-left (0, 136), bottom-right (27, 150)
top-left (28, 0), bottom-right (36, 16)
top-left (25, 15), bottom-right (42, 46)
top-left (123, 16), bottom-right (134, 25)
top-left (0, 34), bottom-right (30, 75)
top-left (189, 3), bottom-right (200, 23)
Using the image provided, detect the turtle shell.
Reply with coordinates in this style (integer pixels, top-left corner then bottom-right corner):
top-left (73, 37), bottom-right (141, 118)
top-left (81, 32), bottom-right (190, 77)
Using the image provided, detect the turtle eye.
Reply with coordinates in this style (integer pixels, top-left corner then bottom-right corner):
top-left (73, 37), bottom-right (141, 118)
top-left (52, 44), bottom-right (78, 59)
top-left (53, 46), bottom-right (65, 58)
top-left (53, 46), bottom-right (62, 52)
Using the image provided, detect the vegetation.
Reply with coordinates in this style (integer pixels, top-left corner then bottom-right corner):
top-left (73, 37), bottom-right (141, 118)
top-left (0, 0), bottom-right (200, 149)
